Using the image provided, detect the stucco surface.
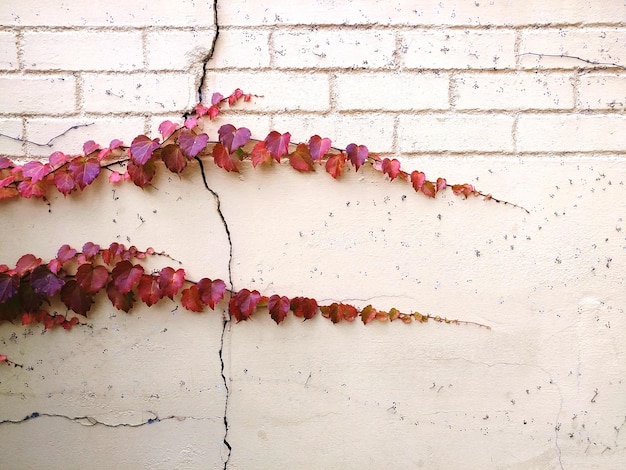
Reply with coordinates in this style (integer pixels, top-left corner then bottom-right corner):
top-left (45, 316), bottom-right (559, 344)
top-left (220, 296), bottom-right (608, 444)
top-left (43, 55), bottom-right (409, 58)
top-left (1, 157), bottom-right (625, 469)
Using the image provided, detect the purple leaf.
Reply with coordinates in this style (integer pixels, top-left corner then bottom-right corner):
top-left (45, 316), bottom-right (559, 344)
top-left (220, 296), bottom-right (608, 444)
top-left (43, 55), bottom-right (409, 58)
top-left (218, 124), bottom-right (251, 152)
top-left (30, 266), bottom-right (65, 297)
top-left (130, 135), bottom-right (160, 165)
top-left (178, 129), bottom-right (209, 158)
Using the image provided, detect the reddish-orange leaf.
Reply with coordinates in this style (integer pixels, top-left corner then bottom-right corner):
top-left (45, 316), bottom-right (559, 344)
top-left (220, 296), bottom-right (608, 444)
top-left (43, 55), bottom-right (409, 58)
top-left (360, 305), bottom-right (377, 325)
top-left (111, 260), bottom-right (144, 294)
top-left (212, 143), bottom-right (239, 172)
top-left (289, 144), bottom-right (315, 172)
top-left (250, 141), bottom-right (272, 167)
top-left (309, 135), bottom-right (332, 161)
top-left (410, 171), bottom-right (425, 192)
top-left (181, 285), bottom-right (203, 312)
top-left (264, 131), bottom-right (291, 162)
top-left (15, 254), bottom-right (42, 276)
top-left (60, 280), bottom-right (95, 316)
top-left (421, 180), bottom-right (436, 198)
top-left (137, 274), bottom-right (162, 307)
top-left (389, 307), bottom-right (400, 322)
top-left (127, 159), bottom-right (156, 188)
top-left (106, 281), bottom-right (135, 312)
top-left (161, 144), bottom-right (187, 174)
top-left (325, 153), bottom-right (346, 179)
top-left (290, 297), bottom-right (318, 320)
top-left (436, 177), bottom-right (447, 192)
top-left (76, 263), bottom-right (109, 294)
top-left (452, 183), bottom-right (475, 198)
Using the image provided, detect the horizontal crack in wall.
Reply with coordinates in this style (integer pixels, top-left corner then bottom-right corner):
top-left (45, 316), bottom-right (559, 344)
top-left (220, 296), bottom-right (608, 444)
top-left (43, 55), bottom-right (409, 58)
top-left (0, 411), bottom-right (212, 427)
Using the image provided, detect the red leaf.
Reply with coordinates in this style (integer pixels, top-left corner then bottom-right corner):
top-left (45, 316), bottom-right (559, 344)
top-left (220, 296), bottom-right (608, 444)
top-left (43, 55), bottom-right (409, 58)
top-left (289, 144), bottom-right (315, 172)
top-left (346, 143), bottom-right (368, 171)
top-left (60, 280), bottom-right (94, 316)
top-left (53, 169), bottom-right (76, 196)
top-left (229, 289), bottom-right (261, 322)
top-left (68, 157), bottom-right (100, 190)
top-left (228, 88), bottom-right (244, 105)
top-left (309, 135), bottom-right (332, 161)
top-left (111, 260), bottom-right (144, 294)
top-left (290, 297), bottom-right (318, 320)
top-left (250, 141), bottom-right (272, 168)
top-left (137, 274), bottom-right (162, 307)
top-left (83, 140), bottom-right (100, 155)
top-left (264, 131), bottom-right (291, 162)
top-left (0, 187), bottom-right (18, 201)
top-left (178, 129), bottom-right (209, 158)
top-left (195, 103), bottom-right (210, 117)
top-left (410, 171), bottom-right (426, 191)
top-left (76, 264), bottom-right (109, 294)
top-left (0, 273), bottom-right (19, 302)
top-left (181, 285), bottom-right (203, 312)
top-left (161, 144), bottom-right (187, 174)
top-left (268, 294), bottom-right (290, 324)
top-left (218, 124), bottom-right (251, 152)
top-left (30, 266), bottom-right (65, 297)
top-left (197, 278), bottom-right (226, 309)
top-left (208, 105), bottom-right (220, 120)
top-left (158, 120), bottom-right (178, 140)
top-left (212, 143), bottom-right (239, 172)
top-left (22, 161), bottom-right (51, 183)
top-left (158, 267), bottom-right (186, 300)
top-left (17, 179), bottom-right (47, 198)
top-left (15, 254), bottom-right (41, 276)
top-left (325, 153), bottom-right (346, 179)
top-left (130, 135), bottom-right (160, 165)
top-left (381, 158), bottom-right (401, 180)
top-left (127, 159), bottom-right (156, 187)
top-left (106, 281), bottom-right (135, 312)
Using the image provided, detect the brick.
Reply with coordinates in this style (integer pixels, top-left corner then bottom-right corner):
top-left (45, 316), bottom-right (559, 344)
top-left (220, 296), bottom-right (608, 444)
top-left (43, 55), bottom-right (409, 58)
top-left (0, 32), bottom-right (18, 70)
top-left (272, 29), bottom-right (396, 69)
top-left (399, 30), bottom-right (516, 70)
top-left (454, 72), bottom-right (574, 110)
top-left (209, 29), bottom-right (271, 69)
top-left (82, 73), bottom-right (196, 114)
top-left (203, 72), bottom-right (329, 112)
top-left (0, 119), bottom-right (24, 156)
top-left (519, 28), bottom-right (626, 69)
top-left (577, 73), bottom-right (626, 110)
top-left (0, 0), bottom-right (215, 27)
top-left (23, 31), bottom-right (142, 71)
top-left (335, 72), bottom-right (449, 111)
top-left (517, 115), bottom-right (626, 152)
top-left (271, 113), bottom-right (395, 153)
top-left (25, 117), bottom-right (145, 157)
top-left (398, 114), bottom-right (514, 152)
top-left (147, 29), bottom-right (217, 70)
top-left (0, 75), bottom-right (76, 115)
top-left (219, 0), bottom-right (626, 26)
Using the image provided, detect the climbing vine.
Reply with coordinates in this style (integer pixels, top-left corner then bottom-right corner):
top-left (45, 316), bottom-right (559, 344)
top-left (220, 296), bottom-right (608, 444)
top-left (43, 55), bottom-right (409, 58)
top-left (1, 88), bottom-right (521, 364)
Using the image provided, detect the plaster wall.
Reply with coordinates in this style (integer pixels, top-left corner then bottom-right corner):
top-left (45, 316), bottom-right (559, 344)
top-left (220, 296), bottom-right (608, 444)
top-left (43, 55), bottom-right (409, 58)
top-left (0, 1), bottom-right (625, 469)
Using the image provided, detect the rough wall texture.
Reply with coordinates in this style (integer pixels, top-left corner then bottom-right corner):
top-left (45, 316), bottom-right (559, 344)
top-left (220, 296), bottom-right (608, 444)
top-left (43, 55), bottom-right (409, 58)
top-left (1, 1), bottom-right (626, 469)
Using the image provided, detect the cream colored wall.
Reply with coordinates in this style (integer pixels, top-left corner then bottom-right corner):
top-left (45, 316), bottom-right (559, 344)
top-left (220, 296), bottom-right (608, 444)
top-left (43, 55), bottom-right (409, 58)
top-left (1, 1), bottom-right (625, 469)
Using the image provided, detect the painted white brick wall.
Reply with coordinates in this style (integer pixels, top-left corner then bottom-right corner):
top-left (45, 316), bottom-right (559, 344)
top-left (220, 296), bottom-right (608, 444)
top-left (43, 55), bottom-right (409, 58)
top-left (1, 0), bottom-right (624, 160)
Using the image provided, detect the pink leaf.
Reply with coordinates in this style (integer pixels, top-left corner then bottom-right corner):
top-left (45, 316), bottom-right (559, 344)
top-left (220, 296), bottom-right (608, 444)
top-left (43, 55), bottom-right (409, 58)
top-left (381, 158), bottom-right (401, 180)
top-left (129, 135), bottom-right (160, 165)
top-left (178, 129), bottom-right (209, 158)
top-left (211, 92), bottom-right (224, 105)
top-left (57, 244), bottom-right (77, 263)
top-left (49, 151), bottom-right (69, 167)
top-left (410, 171), bottom-right (426, 191)
top-left (53, 169), bottom-right (76, 195)
top-left (184, 117), bottom-right (198, 130)
top-left (195, 103), bottom-right (210, 117)
top-left (108, 171), bottom-right (123, 183)
top-left (158, 120), bottom-right (179, 140)
top-left (22, 161), bottom-right (51, 183)
top-left (109, 139), bottom-right (123, 150)
top-left (309, 135), bottom-right (332, 161)
top-left (208, 105), bottom-right (220, 120)
top-left (346, 143), bottom-right (368, 171)
top-left (83, 140), bottom-right (100, 155)
top-left (436, 177), bottom-right (447, 192)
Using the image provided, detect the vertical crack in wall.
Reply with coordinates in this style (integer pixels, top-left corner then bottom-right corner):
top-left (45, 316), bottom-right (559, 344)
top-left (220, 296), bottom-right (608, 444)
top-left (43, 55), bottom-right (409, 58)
top-left (191, 2), bottom-right (231, 467)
